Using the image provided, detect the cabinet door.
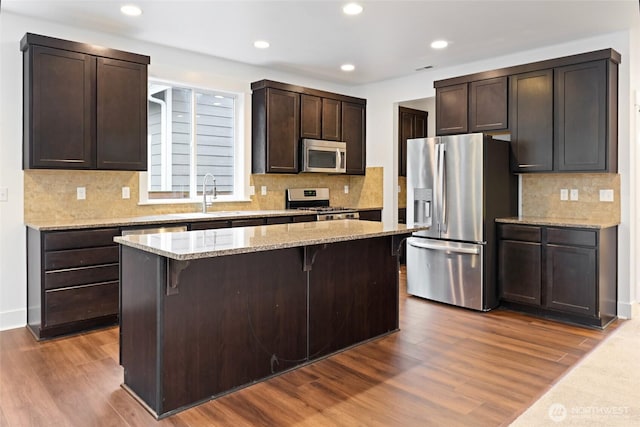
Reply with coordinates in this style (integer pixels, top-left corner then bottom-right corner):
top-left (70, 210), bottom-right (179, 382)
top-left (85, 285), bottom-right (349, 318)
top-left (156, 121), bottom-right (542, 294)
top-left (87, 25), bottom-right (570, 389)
top-left (96, 58), bottom-right (147, 170)
top-left (398, 107), bottom-right (428, 177)
top-left (436, 83), bottom-right (468, 135)
top-left (554, 60), bottom-right (607, 171)
top-left (546, 244), bottom-right (597, 317)
top-left (27, 46), bottom-right (95, 169)
top-left (266, 88), bottom-right (300, 173)
top-left (509, 69), bottom-right (553, 172)
top-left (322, 98), bottom-right (341, 140)
top-left (342, 102), bottom-right (366, 175)
top-left (300, 94), bottom-right (322, 139)
top-left (498, 240), bottom-right (541, 305)
top-left (469, 77), bottom-right (507, 132)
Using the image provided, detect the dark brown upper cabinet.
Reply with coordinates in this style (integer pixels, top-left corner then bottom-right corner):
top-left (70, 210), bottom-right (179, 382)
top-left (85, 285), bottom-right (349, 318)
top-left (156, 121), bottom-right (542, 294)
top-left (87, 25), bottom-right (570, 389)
top-left (398, 107), bottom-right (428, 177)
top-left (300, 95), bottom-right (341, 141)
top-left (21, 33), bottom-right (149, 171)
top-left (342, 101), bottom-right (366, 175)
top-left (469, 77), bottom-right (507, 132)
top-left (300, 94), bottom-right (322, 139)
top-left (322, 98), bottom-right (341, 141)
top-left (252, 87), bottom-right (300, 174)
top-left (509, 69), bottom-right (553, 172)
top-left (435, 83), bottom-right (468, 135)
top-left (554, 60), bottom-right (617, 172)
top-left (434, 48), bottom-right (620, 173)
top-left (252, 80), bottom-right (366, 175)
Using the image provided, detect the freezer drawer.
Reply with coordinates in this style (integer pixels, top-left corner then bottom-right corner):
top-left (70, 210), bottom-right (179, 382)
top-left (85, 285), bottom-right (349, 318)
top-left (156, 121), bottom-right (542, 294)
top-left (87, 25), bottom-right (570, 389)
top-left (406, 237), bottom-right (486, 311)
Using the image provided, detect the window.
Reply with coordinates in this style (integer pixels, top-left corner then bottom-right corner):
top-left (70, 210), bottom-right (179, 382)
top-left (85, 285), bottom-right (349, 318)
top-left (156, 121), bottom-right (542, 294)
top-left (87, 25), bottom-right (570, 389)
top-left (144, 80), bottom-right (242, 202)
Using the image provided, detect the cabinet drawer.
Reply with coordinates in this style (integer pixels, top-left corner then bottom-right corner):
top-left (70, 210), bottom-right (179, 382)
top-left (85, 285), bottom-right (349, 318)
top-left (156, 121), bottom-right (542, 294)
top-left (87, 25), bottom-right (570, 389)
top-left (45, 246), bottom-right (119, 270)
top-left (44, 263), bottom-right (119, 290)
top-left (292, 215), bottom-right (317, 223)
top-left (266, 216), bottom-right (292, 225)
top-left (44, 281), bottom-right (119, 327)
top-left (498, 224), bottom-right (541, 242)
top-left (44, 228), bottom-right (120, 251)
top-left (189, 220), bottom-right (231, 230)
top-left (231, 218), bottom-right (265, 227)
top-left (547, 228), bottom-right (596, 247)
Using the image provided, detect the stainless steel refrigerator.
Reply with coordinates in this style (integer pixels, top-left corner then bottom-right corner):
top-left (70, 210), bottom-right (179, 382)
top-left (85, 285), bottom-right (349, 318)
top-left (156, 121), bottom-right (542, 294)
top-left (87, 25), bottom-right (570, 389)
top-left (406, 133), bottom-right (516, 311)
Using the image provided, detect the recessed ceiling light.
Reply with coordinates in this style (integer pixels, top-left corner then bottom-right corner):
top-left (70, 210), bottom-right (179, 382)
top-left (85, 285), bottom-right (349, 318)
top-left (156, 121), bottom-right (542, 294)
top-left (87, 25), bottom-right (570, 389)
top-left (213, 102), bottom-right (222, 106)
top-left (214, 95), bottom-right (224, 99)
top-left (343, 3), bottom-right (363, 15)
top-left (120, 4), bottom-right (142, 17)
top-left (341, 64), bottom-right (355, 72)
top-left (430, 40), bottom-right (448, 49)
top-left (254, 40), bottom-right (270, 49)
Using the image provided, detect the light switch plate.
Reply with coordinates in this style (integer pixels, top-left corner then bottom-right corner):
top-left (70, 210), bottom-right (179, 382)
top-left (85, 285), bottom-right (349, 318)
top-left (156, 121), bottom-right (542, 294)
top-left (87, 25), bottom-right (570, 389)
top-left (261, 186), bottom-right (267, 196)
top-left (122, 186), bottom-right (130, 199)
top-left (570, 189), bottom-right (579, 201)
top-left (77, 187), bottom-right (86, 200)
top-left (0, 187), bottom-right (7, 202)
top-left (560, 189), bottom-right (568, 201)
top-left (599, 189), bottom-right (614, 202)
top-left (249, 186), bottom-right (255, 196)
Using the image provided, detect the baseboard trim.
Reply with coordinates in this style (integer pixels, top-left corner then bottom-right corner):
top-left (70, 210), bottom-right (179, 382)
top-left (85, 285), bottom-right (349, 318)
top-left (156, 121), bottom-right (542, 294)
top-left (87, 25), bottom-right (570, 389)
top-left (617, 301), bottom-right (636, 320)
top-left (0, 309), bottom-right (26, 331)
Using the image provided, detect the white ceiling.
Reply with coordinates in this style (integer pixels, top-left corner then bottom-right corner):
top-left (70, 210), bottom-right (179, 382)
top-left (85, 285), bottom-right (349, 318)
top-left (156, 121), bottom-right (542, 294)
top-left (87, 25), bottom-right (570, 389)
top-left (3, 0), bottom-right (638, 85)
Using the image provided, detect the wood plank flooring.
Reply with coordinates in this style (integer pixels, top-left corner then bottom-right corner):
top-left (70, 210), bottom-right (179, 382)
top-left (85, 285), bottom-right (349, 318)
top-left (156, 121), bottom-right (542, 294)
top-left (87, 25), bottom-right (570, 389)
top-left (0, 268), bottom-right (619, 426)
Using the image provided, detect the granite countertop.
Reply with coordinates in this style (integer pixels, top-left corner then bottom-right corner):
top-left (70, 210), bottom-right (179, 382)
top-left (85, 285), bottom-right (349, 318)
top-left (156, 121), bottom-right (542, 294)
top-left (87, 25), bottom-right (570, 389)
top-left (115, 219), bottom-right (426, 261)
top-left (25, 210), bottom-right (322, 231)
top-left (496, 216), bottom-right (620, 229)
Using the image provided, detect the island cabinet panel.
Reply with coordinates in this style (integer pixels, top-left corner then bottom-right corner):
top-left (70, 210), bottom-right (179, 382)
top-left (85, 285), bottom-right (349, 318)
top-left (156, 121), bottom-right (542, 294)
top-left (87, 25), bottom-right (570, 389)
top-left (509, 69), bottom-right (554, 172)
top-left (308, 237), bottom-right (398, 359)
top-left (119, 232), bottom-right (403, 418)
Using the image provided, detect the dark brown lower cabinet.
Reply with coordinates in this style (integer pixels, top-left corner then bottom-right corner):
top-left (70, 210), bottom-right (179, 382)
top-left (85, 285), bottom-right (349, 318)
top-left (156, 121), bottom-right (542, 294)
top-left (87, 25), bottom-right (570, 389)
top-left (119, 235), bottom-right (400, 418)
top-left (27, 227), bottom-right (120, 339)
top-left (497, 223), bottom-right (616, 328)
top-left (358, 209), bottom-right (382, 221)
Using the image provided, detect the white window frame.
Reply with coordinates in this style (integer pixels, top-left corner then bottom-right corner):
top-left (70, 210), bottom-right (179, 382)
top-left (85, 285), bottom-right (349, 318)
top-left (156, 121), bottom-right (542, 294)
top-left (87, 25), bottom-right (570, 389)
top-left (139, 78), bottom-right (248, 205)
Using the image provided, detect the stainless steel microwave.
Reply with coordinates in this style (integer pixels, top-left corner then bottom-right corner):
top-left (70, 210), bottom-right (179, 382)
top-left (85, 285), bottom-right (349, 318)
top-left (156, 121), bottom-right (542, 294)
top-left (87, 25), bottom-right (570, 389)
top-left (301, 139), bottom-right (346, 173)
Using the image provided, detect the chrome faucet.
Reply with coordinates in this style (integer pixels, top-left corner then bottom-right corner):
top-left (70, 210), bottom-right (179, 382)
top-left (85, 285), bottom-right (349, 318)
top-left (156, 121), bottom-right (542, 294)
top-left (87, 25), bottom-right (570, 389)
top-left (202, 173), bottom-right (217, 213)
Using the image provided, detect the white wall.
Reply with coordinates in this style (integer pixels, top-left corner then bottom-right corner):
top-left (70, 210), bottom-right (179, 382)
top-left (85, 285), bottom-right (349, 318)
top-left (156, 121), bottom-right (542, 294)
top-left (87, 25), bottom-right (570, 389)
top-left (1, 12), bottom-right (637, 329)
top-left (0, 12), bottom-right (360, 331)
top-left (360, 30), bottom-right (637, 318)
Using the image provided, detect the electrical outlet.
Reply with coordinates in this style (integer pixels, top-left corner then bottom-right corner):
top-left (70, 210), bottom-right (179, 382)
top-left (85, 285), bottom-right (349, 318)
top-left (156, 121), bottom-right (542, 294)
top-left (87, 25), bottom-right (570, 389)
top-left (76, 187), bottom-right (86, 200)
top-left (122, 186), bottom-right (130, 199)
top-left (261, 186), bottom-right (267, 196)
top-left (560, 189), bottom-right (568, 201)
top-left (599, 189), bottom-right (614, 202)
top-left (0, 187), bottom-right (7, 202)
top-left (344, 185), bottom-right (349, 194)
top-left (249, 186), bottom-right (255, 196)
top-left (570, 189), bottom-right (579, 201)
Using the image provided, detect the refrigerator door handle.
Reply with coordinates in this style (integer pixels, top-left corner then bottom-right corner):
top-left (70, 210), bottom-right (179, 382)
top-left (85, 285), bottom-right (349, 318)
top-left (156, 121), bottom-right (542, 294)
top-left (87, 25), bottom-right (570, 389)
top-left (440, 144), bottom-right (447, 233)
top-left (436, 143), bottom-right (445, 234)
top-left (407, 239), bottom-right (480, 255)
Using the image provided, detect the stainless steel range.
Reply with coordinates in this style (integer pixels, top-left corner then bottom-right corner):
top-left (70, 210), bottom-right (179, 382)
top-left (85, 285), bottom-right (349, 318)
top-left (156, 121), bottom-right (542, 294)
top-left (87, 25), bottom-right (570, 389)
top-left (285, 188), bottom-right (359, 221)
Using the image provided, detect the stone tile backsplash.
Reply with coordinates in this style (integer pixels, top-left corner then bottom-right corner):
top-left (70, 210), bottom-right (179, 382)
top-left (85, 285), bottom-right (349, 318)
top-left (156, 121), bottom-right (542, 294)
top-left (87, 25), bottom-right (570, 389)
top-left (24, 168), bottom-right (383, 222)
top-left (521, 173), bottom-right (620, 223)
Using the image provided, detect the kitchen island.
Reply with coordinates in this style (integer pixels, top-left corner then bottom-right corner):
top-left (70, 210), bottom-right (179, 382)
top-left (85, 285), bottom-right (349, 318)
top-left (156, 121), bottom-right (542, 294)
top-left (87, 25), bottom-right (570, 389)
top-left (115, 220), bottom-right (424, 418)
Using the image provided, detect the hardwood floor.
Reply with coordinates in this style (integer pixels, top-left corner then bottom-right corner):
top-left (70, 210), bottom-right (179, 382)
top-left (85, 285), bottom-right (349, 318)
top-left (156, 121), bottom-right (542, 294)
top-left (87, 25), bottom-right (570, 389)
top-left (0, 269), bottom-right (619, 426)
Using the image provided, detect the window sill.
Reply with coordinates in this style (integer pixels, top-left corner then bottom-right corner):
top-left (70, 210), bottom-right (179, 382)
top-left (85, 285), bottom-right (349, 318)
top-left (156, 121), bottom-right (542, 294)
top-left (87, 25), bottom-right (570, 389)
top-left (138, 197), bottom-right (253, 206)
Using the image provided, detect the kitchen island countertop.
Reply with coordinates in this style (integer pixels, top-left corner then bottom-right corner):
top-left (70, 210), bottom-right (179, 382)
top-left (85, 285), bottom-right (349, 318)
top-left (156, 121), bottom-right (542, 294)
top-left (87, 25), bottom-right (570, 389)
top-left (496, 216), bottom-right (619, 229)
top-left (115, 219), bottom-right (425, 261)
